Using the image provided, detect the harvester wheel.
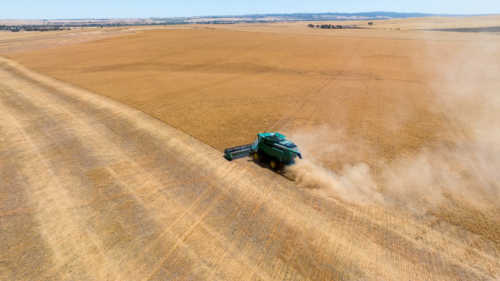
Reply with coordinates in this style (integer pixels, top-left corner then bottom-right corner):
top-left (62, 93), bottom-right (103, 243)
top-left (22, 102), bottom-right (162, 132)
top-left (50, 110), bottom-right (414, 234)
top-left (253, 151), bottom-right (263, 162)
top-left (278, 162), bottom-right (285, 171)
top-left (269, 159), bottom-right (281, 170)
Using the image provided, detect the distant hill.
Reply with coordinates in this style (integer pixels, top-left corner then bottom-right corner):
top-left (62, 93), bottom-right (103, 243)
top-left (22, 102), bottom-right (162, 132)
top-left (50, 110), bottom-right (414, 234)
top-left (151, 11), bottom-right (480, 24)
top-left (217, 12), bottom-right (439, 19)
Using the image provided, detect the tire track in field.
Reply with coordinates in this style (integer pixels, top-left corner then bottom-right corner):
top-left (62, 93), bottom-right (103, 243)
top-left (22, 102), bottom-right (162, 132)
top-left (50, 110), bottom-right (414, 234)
top-left (299, 37), bottom-right (386, 130)
top-left (268, 38), bottom-right (366, 132)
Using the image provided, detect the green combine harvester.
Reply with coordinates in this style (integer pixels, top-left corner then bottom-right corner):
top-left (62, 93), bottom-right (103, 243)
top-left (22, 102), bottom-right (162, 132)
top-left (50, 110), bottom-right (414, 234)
top-left (224, 132), bottom-right (302, 170)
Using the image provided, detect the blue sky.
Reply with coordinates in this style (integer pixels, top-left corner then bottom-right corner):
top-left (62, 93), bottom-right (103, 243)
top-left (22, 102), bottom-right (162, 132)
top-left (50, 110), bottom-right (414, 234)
top-left (2, 0), bottom-right (499, 19)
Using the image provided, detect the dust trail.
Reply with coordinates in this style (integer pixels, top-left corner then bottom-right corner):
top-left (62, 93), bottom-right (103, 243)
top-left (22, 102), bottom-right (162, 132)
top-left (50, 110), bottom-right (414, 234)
top-left (285, 159), bottom-right (383, 205)
top-left (283, 126), bottom-right (386, 206)
top-left (286, 124), bottom-right (499, 211)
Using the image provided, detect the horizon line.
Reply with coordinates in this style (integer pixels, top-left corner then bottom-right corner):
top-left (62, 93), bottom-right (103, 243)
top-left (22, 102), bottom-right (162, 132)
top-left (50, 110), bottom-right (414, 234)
top-left (2, 11), bottom-right (498, 21)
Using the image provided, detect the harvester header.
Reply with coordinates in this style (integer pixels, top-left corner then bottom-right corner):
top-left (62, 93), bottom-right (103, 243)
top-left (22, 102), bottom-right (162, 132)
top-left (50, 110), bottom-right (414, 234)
top-left (224, 132), bottom-right (302, 170)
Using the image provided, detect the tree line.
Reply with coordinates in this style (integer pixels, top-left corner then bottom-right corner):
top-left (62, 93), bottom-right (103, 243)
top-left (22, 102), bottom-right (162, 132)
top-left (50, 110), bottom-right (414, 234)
top-left (0, 25), bottom-right (72, 32)
top-left (307, 24), bottom-right (342, 29)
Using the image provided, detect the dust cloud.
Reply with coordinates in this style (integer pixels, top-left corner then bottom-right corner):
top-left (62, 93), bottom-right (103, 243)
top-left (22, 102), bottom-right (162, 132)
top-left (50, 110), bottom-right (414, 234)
top-left (285, 40), bottom-right (500, 212)
top-left (286, 126), bottom-right (498, 212)
top-left (285, 159), bottom-right (383, 205)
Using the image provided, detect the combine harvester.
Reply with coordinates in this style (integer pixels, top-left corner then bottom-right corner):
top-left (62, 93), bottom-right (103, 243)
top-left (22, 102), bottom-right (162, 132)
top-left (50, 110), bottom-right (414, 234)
top-left (224, 132), bottom-right (302, 170)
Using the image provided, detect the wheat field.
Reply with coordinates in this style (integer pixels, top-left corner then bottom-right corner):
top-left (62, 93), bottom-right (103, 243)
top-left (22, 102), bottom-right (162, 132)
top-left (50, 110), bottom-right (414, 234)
top-left (1, 16), bottom-right (500, 280)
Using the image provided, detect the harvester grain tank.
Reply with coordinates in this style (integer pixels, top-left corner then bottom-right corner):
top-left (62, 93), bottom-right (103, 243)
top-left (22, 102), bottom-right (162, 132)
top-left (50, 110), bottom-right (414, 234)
top-left (224, 132), bottom-right (302, 170)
